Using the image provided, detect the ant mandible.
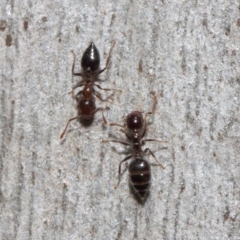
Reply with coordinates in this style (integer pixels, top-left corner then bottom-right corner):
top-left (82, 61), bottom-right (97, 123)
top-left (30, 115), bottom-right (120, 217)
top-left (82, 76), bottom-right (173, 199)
top-left (103, 96), bottom-right (166, 201)
top-left (60, 41), bottom-right (116, 139)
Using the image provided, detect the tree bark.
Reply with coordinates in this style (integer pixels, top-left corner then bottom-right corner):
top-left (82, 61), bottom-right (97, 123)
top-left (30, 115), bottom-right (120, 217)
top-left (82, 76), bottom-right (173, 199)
top-left (1, 1), bottom-right (240, 239)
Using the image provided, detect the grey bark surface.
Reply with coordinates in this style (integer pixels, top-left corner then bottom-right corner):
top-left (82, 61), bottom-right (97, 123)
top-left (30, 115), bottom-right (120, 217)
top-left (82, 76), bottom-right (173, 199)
top-left (1, 1), bottom-right (240, 240)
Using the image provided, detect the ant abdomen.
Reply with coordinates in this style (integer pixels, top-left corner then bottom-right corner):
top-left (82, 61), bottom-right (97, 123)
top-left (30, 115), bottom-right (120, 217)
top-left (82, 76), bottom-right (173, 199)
top-left (129, 158), bottom-right (151, 200)
top-left (81, 42), bottom-right (100, 72)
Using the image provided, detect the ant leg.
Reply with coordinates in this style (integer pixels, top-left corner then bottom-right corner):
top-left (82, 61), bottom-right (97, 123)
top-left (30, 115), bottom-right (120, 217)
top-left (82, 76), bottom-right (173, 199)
top-left (110, 123), bottom-right (126, 128)
top-left (67, 89), bottom-right (82, 101)
top-left (60, 116), bottom-right (78, 139)
top-left (94, 84), bottom-right (122, 101)
top-left (75, 90), bottom-right (83, 99)
top-left (72, 83), bottom-right (85, 91)
top-left (141, 121), bottom-right (148, 139)
top-left (94, 84), bottom-right (121, 93)
top-left (94, 92), bottom-right (112, 103)
top-left (115, 155), bottom-right (132, 189)
top-left (94, 86), bottom-right (121, 104)
top-left (144, 148), bottom-right (165, 169)
top-left (71, 50), bottom-right (84, 77)
top-left (102, 139), bottom-right (130, 146)
top-left (69, 88), bottom-right (83, 100)
top-left (119, 129), bottom-right (131, 141)
top-left (98, 40), bottom-right (116, 74)
top-left (101, 108), bottom-right (107, 124)
top-left (92, 108), bottom-right (107, 124)
top-left (94, 84), bottom-right (112, 91)
top-left (142, 95), bottom-right (157, 138)
top-left (145, 95), bottom-right (157, 116)
top-left (68, 82), bottom-right (85, 95)
top-left (144, 139), bottom-right (168, 144)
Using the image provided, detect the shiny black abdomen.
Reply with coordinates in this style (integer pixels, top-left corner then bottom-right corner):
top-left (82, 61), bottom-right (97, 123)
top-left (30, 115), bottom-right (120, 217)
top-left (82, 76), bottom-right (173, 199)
top-left (81, 42), bottom-right (100, 72)
top-left (129, 158), bottom-right (151, 200)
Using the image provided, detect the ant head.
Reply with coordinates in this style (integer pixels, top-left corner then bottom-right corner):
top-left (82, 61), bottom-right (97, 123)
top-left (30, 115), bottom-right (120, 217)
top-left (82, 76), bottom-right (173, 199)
top-left (126, 111), bottom-right (144, 130)
top-left (81, 42), bottom-right (100, 73)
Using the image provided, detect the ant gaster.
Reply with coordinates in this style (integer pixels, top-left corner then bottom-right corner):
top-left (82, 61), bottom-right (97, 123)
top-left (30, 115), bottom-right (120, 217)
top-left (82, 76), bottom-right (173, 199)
top-left (60, 41), bottom-right (116, 139)
top-left (103, 96), bottom-right (166, 201)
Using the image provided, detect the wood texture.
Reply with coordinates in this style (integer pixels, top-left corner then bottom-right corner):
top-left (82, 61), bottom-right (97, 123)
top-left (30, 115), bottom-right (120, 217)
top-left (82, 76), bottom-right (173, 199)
top-left (1, 1), bottom-right (240, 239)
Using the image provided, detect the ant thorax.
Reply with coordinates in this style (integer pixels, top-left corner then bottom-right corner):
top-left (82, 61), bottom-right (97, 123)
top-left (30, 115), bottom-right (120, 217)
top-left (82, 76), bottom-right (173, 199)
top-left (82, 81), bottom-right (94, 99)
top-left (131, 130), bottom-right (144, 152)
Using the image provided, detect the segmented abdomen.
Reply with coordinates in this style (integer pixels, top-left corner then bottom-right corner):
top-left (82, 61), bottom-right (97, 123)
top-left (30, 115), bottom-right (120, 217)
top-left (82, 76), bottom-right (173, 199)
top-left (129, 159), bottom-right (151, 200)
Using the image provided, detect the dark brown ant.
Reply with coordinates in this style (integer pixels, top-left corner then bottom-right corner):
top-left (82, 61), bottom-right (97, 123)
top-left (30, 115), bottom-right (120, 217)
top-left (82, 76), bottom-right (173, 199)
top-left (103, 96), bottom-right (166, 201)
top-left (60, 41), bottom-right (116, 139)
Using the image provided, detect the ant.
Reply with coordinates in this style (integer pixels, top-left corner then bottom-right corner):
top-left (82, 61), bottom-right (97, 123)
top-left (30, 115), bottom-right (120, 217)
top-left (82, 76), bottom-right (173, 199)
top-left (103, 96), bottom-right (166, 201)
top-left (60, 41), bottom-right (116, 139)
